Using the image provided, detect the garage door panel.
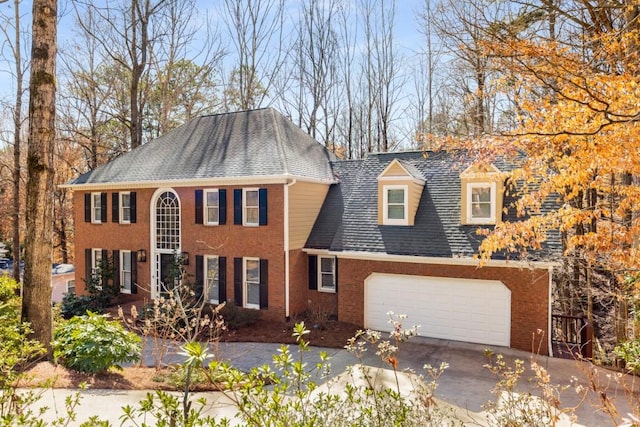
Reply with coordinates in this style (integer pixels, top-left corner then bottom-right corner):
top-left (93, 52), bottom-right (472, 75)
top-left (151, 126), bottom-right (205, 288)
top-left (365, 273), bottom-right (511, 347)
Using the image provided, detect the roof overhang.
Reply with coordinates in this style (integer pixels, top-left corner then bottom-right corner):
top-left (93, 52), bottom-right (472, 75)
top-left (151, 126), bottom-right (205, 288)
top-left (59, 174), bottom-right (338, 191)
top-left (302, 248), bottom-right (559, 270)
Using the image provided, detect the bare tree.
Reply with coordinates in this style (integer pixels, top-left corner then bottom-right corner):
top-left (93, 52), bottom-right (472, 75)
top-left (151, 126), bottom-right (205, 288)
top-left (221, 0), bottom-right (286, 111)
top-left (22, 0), bottom-right (57, 354)
top-left (0, 0), bottom-right (29, 282)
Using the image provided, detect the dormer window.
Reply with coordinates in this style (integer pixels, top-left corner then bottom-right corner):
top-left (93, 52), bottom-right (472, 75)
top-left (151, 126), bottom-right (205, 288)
top-left (383, 185), bottom-right (409, 225)
top-left (466, 182), bottom-right (497, 224)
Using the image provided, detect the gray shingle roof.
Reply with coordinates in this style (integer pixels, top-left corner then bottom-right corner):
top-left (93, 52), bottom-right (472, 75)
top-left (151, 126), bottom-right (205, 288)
top-left (67, 108), bottom-right (336, 186)
top-left (306, 150), bottom-right (561, 260)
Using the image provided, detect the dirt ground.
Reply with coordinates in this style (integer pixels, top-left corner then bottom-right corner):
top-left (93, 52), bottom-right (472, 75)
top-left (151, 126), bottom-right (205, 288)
top-left (20, 318), bottom-right (360, 391)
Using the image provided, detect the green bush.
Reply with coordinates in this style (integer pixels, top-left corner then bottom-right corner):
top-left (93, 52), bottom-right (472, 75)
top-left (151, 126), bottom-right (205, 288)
top-left (217, 301), bottom-right (261, 330)
top-left (53, 311), bottom-right (141, 373)
top-left (614, 339), bottom-right (640, 374)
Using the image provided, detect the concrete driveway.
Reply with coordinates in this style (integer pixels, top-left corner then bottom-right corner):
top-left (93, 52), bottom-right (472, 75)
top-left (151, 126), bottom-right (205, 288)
top-left (29, 337), bottom-right (638, 426)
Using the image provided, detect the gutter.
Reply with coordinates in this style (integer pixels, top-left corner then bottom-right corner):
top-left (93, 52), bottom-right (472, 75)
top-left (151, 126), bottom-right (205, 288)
top-left (284, 178), bottom-right (297, 320)
top-left (548, 265), bottom-right (554, 357)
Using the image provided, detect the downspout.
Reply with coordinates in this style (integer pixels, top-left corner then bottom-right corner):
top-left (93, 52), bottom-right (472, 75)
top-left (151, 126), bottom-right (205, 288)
top-left (548, 265), bottom-right (554, 357)
top-left (284, 178), bottom-right (297, 320)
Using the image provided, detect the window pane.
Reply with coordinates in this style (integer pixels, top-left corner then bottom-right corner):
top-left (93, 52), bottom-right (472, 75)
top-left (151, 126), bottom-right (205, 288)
top-left (388, 205), bottom-right (405, 219)
top-left (207, 207), bottom-right (219, 223)
top-left (472, 187), bottom-right (491, 203)
top-left (246, 259), bottom-right (259, 282)
top-left (206, 257), bottom-right (219, 302)
top-left (246, 190), bottom-right (259, 207)
top-left (320, 257), bottom-right (333, 273)
top-left (206, 191), bottom-right (219, 206)
top-left (245, 207), bottom-right (259, 224)
top-left (472, 202), bottom-right (492, 218)
top-left (122, 253), bottom-right (131, 270)
top-left (387, 189), bottom-right (404, 203)
top-left (247, 283), bottom-right (260, 305)
top-left (321, 273), bottom-right (335, 289)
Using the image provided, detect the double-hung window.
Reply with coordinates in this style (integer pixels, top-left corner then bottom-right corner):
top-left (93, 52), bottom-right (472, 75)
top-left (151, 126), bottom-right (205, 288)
top-left (205, 255), bottom-right (220, 303)
top-left (243, 189), bottom-right (259, 226)
top-left (92, 193), bottom-right (103, 223)
top-left (205, 190), bottom-right (220, 225)
top-left (319, 256), bottom-right (336, 293)
top-left (383, 185), bottom-right (408, 225)
top-left (467, 183), bottom-right (496, 224)
top-left (66, 279), bottom-right (76, 295)
top-left (120, 193), bottom-right (132, 223)
top-left (120, 250), bottom-right (132, 293)
top-left (91, 248), bottom-right (103, 288)
top-left (244, 257), bottom-right (260, 309)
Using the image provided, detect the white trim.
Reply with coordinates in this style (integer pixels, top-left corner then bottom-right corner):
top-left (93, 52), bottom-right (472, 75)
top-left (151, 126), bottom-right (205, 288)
top-left (203, 189), bottom-right (220, 226)
top-left (378, 175), bottom-right (425, 184)
top-left (302, 248), bottom-right (559, 269)
top-left (150, 187), bottom-right (182, 299)
top-left (466, 182), bottom-right (497, 224)
top-left (243, 257), bottom-right (260, 309)
top-left (120, 250), bottom-right (132, 294)
top-left (243, 188), bottom-right (260, 226)
top-left (91, 192), bottom-right (102, 224)
top-left (119, 192), bottom-right (132, 224)
top-left (204, 255), bottom-right (220, 304)
top-left (318, 256), bottom-right (336, 293)
top-left (382, 184), bottom-right (409, 226)
top-left (284, 179), bottom-right (297, 318)
top-left (59, 174), bottom-right (337, 190)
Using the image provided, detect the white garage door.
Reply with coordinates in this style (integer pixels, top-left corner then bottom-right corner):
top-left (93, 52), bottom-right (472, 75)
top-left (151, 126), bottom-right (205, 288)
top-left (365, 273), bottom-right (511, 347)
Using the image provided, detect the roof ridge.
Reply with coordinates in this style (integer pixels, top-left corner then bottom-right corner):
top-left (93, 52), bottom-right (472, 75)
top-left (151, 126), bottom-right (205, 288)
top-left (270, 108), bottom-right (289, 175)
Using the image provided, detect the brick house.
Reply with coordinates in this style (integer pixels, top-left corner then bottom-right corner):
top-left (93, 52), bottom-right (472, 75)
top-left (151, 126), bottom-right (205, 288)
top-left (62, 108), bottom-right (557, 354)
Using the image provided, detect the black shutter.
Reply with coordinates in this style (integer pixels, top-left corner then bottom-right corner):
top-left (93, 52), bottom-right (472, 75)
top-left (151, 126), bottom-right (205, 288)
top-left (101, 249), bottom-right (109, 285)
top-left (100, 193), bottom-right (107, 222)
top-left (112, 250), bottom-right (120, 291)
top-left (233, 189), bottom-right (242, 224)
top-left (195, 255), bottom-right (204, 299)
top-left (130, 192), bottom-right (137, 223)
top-left (85, 248), bottom-right (92, 285)
top-left (219, 189), bottom-right (227, 225)
top-left (131, 252), bottom-right (138, 294)
top-left (259, 259), bottom-right (268, 309)
top-left (308, 255), bottom-right (318, 290)
top-left (84, 194), bottom-right (91, 222)
top-left (219, 257), bottom-right (227, 302)
top-left (234, 257), bottom-right (242, 306)
top-left (259, 188), bottom-right (268, 225)
top-left (334, 258), bottom-right (338, 292)
top-left (112, 193), bottom-right (119, 223)
top-left (195, 190), bottom-right (203, 224)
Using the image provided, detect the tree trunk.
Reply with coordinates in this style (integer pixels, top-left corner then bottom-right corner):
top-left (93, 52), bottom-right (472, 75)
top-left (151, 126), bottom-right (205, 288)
top-left (12, 0), bottom-right (23, 284)
top-left (21, 0), bottom-right (57, 356)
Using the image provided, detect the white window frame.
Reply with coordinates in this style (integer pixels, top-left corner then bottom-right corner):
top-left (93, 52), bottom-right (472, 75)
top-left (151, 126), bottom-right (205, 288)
top-left (382, 185), bottom-right (409, 225)
top-left (243, 188), bottom-right (260, 226)
top-left (91, 248), bottom-right (103, 288)
top-left (66, 279), bottom-right (76, 295)
top-left (120, 250), bottom-right (132, 294)
top-left (318, 256), bottom-right (336, 293)
top-left (466, 182), bottom-right (497, 224)
top-left (205, 255), bottom-right (219, 304)
top-left (91, 193), bottom-right (102, 224)
top-left (243, 257), bottom-right (260, 309)
top-left (204, 189), bottom-right (220, 226)
top-left (120, 192), bottom-right (131, 224)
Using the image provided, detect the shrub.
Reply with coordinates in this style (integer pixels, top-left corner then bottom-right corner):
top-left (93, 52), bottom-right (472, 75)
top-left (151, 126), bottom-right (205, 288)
top-left (60, 257), bottom-right (119, 318)
top-left (614, 339), bottom-right (640, 374)
top-left (217, 301), bottom-right (261, 329)
top-left (53, 311), bottom-right (141, 373)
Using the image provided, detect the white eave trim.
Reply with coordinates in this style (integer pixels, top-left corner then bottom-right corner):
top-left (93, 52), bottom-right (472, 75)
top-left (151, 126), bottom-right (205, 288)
top-left (59, 174), bottom-right (337, 191)
top-left (302, 248), bottom-right (559, 269)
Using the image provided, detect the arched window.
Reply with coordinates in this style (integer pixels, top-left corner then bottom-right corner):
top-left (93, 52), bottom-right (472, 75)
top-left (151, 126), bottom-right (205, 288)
top-left (155, 191), bottom-right (180, 250)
